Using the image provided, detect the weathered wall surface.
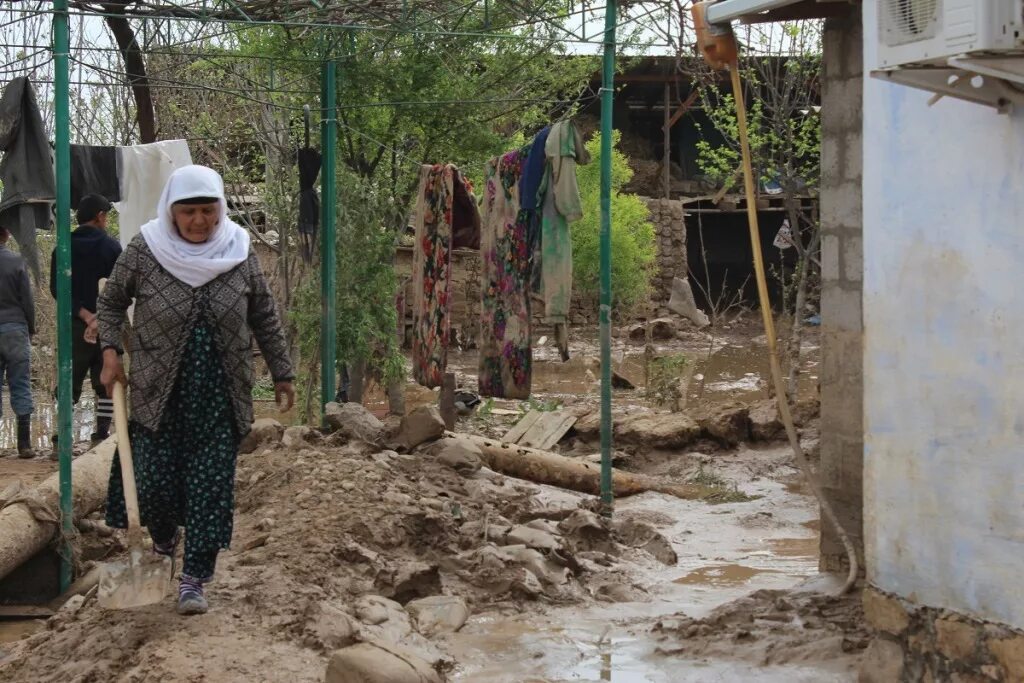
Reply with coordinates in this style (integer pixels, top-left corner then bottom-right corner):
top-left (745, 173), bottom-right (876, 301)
top-left (818, 5), bottom-right (864, 571)
top-left (641, 197), bottom-right (688, 303)
top-left (863, 2), bottom-right (1024, 631)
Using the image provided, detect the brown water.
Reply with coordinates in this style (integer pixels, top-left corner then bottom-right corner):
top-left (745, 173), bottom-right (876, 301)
top-left (0, 619), bottom-right (44, 645)
top-left (0, 390), bottom-right (97, 451)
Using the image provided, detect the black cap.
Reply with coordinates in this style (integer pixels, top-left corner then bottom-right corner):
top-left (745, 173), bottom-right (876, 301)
top-left (76, 194), bottom-right (113, 225)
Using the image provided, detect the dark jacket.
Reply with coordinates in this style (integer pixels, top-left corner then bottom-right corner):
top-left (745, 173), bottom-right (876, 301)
top-left (49, 225), bottom-right (122, 320)
top-left (97, 235), bottom-right (294, 438)
top-left (0, 245), bottom-right (34, 334)
top-left (0, 77), bottom-right (55, 276)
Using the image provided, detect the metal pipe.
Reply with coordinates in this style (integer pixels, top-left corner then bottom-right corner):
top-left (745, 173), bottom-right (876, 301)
top-left (319, 59), bottom-right (337, 420)
top-left (598, 0), bottom-right (617, 514)
top-left (52, 0), bottom-right (74, 592)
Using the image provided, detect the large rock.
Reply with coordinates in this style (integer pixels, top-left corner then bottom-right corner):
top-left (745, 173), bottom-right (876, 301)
top-left (239, 418), bottom-right (284, 454)
top-left (324, 402), bottom-right (384, 444)
top-left (748, 399), bottom-right (784, 441)
top-left (406, 596), bottom-right (470, 636)
top-left (615, 412), bottom-right (701, 450)
top-left (505, 524), bottom-right (563, 552)
top-left (397, 406), bottom-right (446, 450)
top-left (649, 318), bottom-right (677, 341)
top-left (305, 600), bottom-right (357, 650)
top-left (698, 402), bottom-right (750, 446)
top-left (325, 641), bottom-right (441, 683)
top-left (667, 276), bottom-right (711, 328)
top-left (612, 518), bottom-right (677, 565)
top-left (376, 562), bottom-right (442, 605)
top-left (429, 439), bottom-right (483, 476)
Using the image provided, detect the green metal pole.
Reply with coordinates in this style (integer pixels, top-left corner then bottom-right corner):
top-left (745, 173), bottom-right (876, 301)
top-left (52, 0), bottom-right (74, 591)
top-left (319, 60), bottom-right (337, 419)
top-left (598, 0), bottom-right (617, 514)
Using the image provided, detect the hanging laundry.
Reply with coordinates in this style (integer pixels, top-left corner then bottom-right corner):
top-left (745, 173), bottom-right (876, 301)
top-left (114, 140), bottom-right (192, 248)
top-left (539, 120), bottom-right (590, 360)
top-left (478, 149), bottom-right (533, 400)
top-left (0, 77), bottom-right (55, 277)
top-left (70, 145), bottom-right (121, 208)
top-left (519, 125), bottom-right (551, 295)
top-left (296, 146), bottom-right (320, 264)
top-left (411, 164), bottom-right (479, 388)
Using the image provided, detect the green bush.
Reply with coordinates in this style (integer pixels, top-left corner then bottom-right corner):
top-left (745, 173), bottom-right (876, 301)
top-left (573, 130), bottom-right (656, 312)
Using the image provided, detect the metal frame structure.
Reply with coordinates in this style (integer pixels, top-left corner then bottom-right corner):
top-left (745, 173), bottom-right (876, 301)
top-left (18, 0), bottom-right (631, 590)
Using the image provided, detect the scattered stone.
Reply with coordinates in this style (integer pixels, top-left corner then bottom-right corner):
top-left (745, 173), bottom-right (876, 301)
top-left (612, 368), bottom-right (636, 390)
top-left (239, 418), bottom-right (284, 454)
top-left (406, 596), bottom-right (470, 636)
top-left (858, 638), bottom-right (904, 683)
top-left (325, 641), bottom-right (441, 683)
top-left (378, 562), bottom-right (442, 604)
top-left (935, 617), bottom-right (978, 661)
top-left (429, 440), bottom-right (483, 476)
top-left (613, 518), bottom-right (677, 566)
top-left (862, 588), bottom-right (910, 636)
top-left (306, 600), bottom-right (357, 650)
top-left (324, 402), bottom-right (384, 444)
top-left (397, 406), bottom-right (446, 450)
top-left (282, 425), bottom-right (321, 449)
top-left (698, 402), bottom-right (751, 446)
top-left (559, 509), bottom-right (612, 553)
top-left (627, 324), bottom-right (647, 343)
top-left (506, 524), bottom-right (562, 552)
top-left (649, 318), bottom-right (677, 341)
top-left (667, 276), bottom-right (710, 328)
top-left (749, 399), bottom-right (783, 441)
top-left (615, 412), bottom-right (701, 450)
top-left (989, 635), bottom-right (1024, 681)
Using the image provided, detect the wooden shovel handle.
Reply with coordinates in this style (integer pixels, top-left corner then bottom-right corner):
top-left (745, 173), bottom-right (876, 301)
top-left (112, 382), bottom-right (143, 545)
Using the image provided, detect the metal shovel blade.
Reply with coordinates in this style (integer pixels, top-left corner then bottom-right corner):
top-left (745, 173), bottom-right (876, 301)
top-left (97, 549), bottom-right (172, 609)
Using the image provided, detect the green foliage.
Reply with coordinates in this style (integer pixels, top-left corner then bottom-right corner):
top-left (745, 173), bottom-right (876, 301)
top-left (292, 170), bottom-right (406, 395)
top-left (645, 353), bottom-right (688, 413)
top-left (573, 130), bottom-right (657, 312)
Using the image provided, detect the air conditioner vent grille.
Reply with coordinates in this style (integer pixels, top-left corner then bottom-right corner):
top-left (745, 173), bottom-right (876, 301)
top-left (883, 0), bottom-right (942, 46)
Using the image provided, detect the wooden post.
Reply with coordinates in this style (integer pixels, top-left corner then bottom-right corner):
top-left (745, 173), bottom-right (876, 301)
top-left (663, 82), bottom-right (671, 199)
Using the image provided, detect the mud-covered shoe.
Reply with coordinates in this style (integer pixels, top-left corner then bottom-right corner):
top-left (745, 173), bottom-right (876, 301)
top-left (177, 577), bottom-right (208, 615)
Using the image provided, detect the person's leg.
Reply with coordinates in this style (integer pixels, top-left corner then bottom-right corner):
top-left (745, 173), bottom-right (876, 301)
top-left (0, 325), bottom-right (35, 457)
top-left (54, 321), bottom-right (91, 450)
top-left (87, 344), bottom-right (112, 440)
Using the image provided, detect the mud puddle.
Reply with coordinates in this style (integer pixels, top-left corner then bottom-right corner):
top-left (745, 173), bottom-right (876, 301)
top-left (447, 447), bottom-right (845, 681)
top-left (0, 390), bottom-right (97, 451)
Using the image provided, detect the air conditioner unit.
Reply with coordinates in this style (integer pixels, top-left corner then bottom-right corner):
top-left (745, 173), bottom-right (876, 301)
top-left (878, 0), bottom-right (1024, 69)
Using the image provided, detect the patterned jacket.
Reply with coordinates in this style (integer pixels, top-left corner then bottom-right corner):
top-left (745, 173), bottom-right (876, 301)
top-left (97, 235), bottom-right (294, 438)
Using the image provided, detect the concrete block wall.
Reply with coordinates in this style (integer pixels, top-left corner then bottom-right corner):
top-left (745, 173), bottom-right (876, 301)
top-left (818, 6), bottom-right (864, 572)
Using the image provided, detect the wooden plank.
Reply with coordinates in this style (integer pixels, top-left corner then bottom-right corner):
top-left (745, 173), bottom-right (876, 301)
top-left (520, 411), bottom-right (577, 450)
top-left (663, 90), bottom-right (700, 131)
top-left (502, 410), bottom-right (543, 444)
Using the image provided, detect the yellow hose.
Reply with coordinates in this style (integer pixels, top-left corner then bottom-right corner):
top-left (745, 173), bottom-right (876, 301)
top-left (728, 65), bottom-right (859, 595)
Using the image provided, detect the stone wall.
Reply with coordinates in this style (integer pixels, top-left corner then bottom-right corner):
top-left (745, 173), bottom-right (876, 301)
top-left (861, 586), bottom-right (1024, 682)
top-left (395, 246), bottom-right (481, 344)
top-left (641, 197), bottom-right (687, 303)
top-left (818, 5), bottom-right (864, 572)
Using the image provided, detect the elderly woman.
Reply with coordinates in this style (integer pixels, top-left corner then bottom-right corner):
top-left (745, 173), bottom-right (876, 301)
top-left (98, 165), bottom-right (295, 615)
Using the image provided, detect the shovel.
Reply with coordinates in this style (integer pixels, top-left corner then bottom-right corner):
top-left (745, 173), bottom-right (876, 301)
top-left (97, 381), bottom-right (172, 609)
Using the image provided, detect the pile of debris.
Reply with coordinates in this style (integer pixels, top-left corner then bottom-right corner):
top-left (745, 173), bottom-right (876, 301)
top-left (1, 403), bottom-right (678, 682)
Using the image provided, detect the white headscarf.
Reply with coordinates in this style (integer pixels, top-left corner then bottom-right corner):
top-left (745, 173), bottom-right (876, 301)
top-left (140, 164), bottom-right (251, 288)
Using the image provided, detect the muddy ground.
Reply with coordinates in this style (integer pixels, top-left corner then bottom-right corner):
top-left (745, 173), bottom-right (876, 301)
top-left (0, 317), bottom-right (866, 682)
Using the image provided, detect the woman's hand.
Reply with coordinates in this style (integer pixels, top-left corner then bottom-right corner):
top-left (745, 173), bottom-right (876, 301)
top-left (275, 381), bottom-right (295, 413)
top-left (100, 349), bottom-right (127, 397)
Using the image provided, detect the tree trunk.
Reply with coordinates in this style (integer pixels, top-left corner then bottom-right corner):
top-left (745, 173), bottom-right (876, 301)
top-left (101, 5), bottom-right (156, 143)
top-left (0, 440), bottom-right (116, 583)
top-left (447, 434), bottom-right (720, 501)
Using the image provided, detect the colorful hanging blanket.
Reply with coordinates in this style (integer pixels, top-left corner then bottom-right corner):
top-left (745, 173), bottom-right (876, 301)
top-left (479, 150), bottom-right (533, 399)
top-left (411, 164), bottom-right (479, 388)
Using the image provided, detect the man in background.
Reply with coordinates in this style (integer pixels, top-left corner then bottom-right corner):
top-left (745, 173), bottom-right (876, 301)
top-left (0, 224), bottom-right (36, 458)
top-left (50, 193), bottom-right (122, 445)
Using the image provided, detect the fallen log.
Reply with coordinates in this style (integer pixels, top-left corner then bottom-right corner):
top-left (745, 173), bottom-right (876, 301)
top-left (0, 439), bottom-right (116, 583)
top-left (442, 433), bottom-right (720, 501)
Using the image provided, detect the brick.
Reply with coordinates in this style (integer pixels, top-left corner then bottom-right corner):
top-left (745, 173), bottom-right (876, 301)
top-left (863, 588), bottom-right (910, 636)
top-left (843, 235), bottom-right (863, 282)
top-left (989, 635), bottom-right (1024, 683)
top-left (936, 617), bottom-right (979, 661)
top-left (858, 637), bottom-right (904, 683)
top-left (821, 234), bottom-right (841, 281)
top-left (821, 284), bottom-right (862, 332)
top-left (844, 130), bottom-right (864, 182)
